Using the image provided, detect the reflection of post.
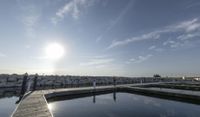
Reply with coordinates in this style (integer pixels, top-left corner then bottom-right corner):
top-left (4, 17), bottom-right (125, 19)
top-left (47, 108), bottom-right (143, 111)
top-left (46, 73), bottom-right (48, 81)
top-left (93, 94), bottom-right (96, 103)
top-left (20, 73), bottom-right (28, 96)
top-left (32, 74), bottom-right (38, 91)
top-left (113, 91), bottom-right (116, 102)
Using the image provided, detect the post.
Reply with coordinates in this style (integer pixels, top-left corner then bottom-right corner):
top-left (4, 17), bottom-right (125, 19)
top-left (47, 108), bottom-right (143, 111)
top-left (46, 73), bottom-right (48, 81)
top-left (20, 73), bottom-right (28, 96)
top-left (32, 74), bottom-right (38, 91)
top-left (93, 80), bottom-right (96, 90)
top-left (113, 77), bottom-right (116, 87)
top-left (26, 80), bottom-right (32, 92)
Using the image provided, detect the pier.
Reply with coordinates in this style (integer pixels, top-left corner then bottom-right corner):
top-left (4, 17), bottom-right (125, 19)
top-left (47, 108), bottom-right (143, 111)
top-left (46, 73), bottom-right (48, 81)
top-left (11, 82), bottom-right (200, 117)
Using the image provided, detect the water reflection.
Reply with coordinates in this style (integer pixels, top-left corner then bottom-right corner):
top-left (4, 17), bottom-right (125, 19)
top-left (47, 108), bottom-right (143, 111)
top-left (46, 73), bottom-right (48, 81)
top-left (0, 88), bottom-right (19, 117)
top-left (93, 94), bottom-right (95, 103)
top-left (48, 92), bottom-right (200, 117)
top-left (93, 92), bottom-right (117, 103)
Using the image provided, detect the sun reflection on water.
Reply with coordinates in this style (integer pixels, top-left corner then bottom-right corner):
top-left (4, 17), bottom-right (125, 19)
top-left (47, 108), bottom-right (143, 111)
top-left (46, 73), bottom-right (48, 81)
top-left (48, 103), bottom-right (54, 111)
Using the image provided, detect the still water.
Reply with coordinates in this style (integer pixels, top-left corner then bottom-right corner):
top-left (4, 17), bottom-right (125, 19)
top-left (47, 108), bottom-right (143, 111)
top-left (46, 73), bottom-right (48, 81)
top-left (0, 96), bottom-right (18, 117)
top-left (48, 92), bottom-right (200, 117)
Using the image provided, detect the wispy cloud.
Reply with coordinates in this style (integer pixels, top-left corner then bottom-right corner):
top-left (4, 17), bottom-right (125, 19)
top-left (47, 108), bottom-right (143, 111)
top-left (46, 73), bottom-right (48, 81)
top-left (25, 45), bottom-right (31, 49)
top-left (80, 58), bottom-right (114, 66)
top-left (18, 3), bottom-right (40, 38)
top-left (96, 0), bottom-right (134, 42)
top-left (163, 40), bottom-right (183, 48)
top-left (80, 55), bottom-right (114, 68)
top-left (127, 54), bottom-right (153, 64)
top-left (177, 33), bottom-right (200, 40)
top-left (163, 39), bottom-right (193, 49)
top-left (108, 18), bottom-right (200, 49)
top-left (186, 2), bottom-right (200, 9)
top-left (169, 18), bottom-right (200, 32)
top-left (52, 0), bottom-right (94, 24)
top-left (107, 31), bottom-right (161, 49)
top-left (22, 15), bottom-right (40, 38)
top-left (0, 52), bottom-right (6, 57)
top-left (148, 45), bottom-right (156, 50)
top-left (148, 45), bottom-right (163, 52)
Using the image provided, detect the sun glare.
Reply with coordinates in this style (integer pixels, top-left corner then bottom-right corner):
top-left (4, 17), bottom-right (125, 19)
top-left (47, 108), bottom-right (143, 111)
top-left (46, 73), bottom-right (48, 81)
top-left (45, 43), bottom-right (65, 60)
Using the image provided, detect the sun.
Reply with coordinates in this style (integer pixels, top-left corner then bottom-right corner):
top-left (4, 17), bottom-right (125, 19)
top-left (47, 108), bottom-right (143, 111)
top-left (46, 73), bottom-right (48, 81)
top-left (45, 43), bottom-right (65, 60)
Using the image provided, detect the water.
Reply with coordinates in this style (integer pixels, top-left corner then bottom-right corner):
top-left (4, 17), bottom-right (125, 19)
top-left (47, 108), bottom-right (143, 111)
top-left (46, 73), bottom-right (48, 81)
top-left (48, 92), bottom-right (200, 117)
top-left (0, 88), bottom-right (20, 117)
top-left (0, 97), bottom-right (18, 117)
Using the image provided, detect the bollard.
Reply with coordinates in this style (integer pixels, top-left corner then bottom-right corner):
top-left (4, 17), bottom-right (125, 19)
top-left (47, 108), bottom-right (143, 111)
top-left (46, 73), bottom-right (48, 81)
top-left (32, 74), bottom-right (38, 91)
top-left (20, 73), bottom-right (28, 96)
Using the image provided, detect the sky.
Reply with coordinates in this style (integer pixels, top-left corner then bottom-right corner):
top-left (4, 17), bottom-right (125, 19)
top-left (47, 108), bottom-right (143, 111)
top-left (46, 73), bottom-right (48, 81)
top-left (0, 0), bottom-right (200, 77)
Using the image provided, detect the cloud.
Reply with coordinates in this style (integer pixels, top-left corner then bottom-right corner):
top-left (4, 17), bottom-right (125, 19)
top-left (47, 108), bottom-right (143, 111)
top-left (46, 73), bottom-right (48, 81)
top-left (80, 55), bottom-right (114, 68)
top-left (170, 18), bottom-right (200, 32)
top-left (96, 0), bottom-right (134, 42)
top-left (22, 15), bottom-right (39, 38)
top-left (52, 0), bottom-right (94, 24)
top-left (177, 33), bottom-right (200, 40)
top-left (186, 2), bottom-right (200, 8)
top-left (108, 18), bottom-right (200, 49)
top-left (163, 40), bottom-right (182, 48)
top-left (163, 39), bottom-right (193, 49)
top-left (25, 45), bottom-right (31, 49)
top-left (127, 54), bottom-right (153, 64)
top-left (148, 45), bottom-right (156, 50)
top-left (80, 58), bottom-right (114, 66)
top-left (148, 45), bottom-right (163, 52)
top-left (0, 52), bottom-right (6, 57)
top-left (18, 4), bottom-right (40, 38)
top-left (107, 31), bottom-right (161, 49)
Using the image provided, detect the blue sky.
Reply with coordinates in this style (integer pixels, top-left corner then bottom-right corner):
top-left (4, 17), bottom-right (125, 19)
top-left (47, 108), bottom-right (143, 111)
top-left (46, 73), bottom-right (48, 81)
top-left (0, 0), bottom-right (200, 77)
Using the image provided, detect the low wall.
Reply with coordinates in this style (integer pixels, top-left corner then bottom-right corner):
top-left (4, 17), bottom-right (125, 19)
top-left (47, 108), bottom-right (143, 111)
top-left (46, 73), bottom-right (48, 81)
top-left (0, 74), bottom-right (23, 88)
top-left (0, 74), bottom-right (184, 90)
top-left (35, 76), bottom-right (179, 90)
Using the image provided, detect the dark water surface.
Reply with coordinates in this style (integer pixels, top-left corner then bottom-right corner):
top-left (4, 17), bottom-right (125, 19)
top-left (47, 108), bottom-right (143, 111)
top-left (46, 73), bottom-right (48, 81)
top-left (48, 92), bottom-right (200, 117)
top-left (0, 96), bottom-right (18, 117)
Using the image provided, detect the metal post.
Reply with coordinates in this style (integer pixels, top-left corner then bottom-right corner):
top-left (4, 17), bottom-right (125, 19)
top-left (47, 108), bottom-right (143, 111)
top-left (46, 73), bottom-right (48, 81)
top-left (113, 77), bottom-right (116, 87)
top-left (20, 73), bottom-right (28, 96)
top-left (26, 80), bottom-right (32, 92)
top-left (93, 80), bottom-right (96, 89)
top-left (33, 74), bottom-right (38, 91)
